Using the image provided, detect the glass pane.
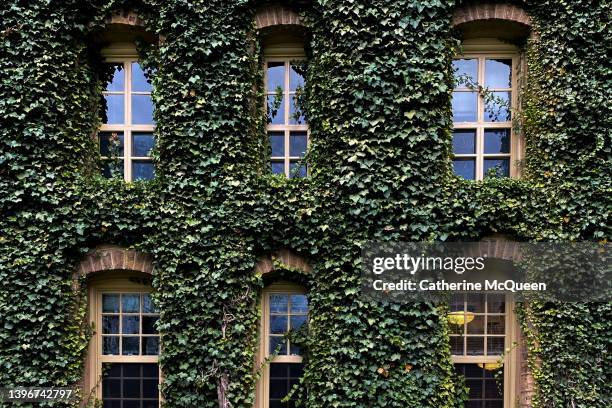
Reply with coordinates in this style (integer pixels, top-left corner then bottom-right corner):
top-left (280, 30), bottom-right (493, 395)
top-left (450, 336), bottom-right (463, 355)
top-left (466, 378), bottom-right (483, 398)
top-left (484, 129), bottom-right (511, 154)
top-left (103, 336), bottom-right (119, 355)
top-left (132, 161), bottom-right (155, 181)
top-left (269, 132), bottom-right (284, 157)
top-left (132, 95), bottom-right (154, 124)
top-left (483, 159), bottom-right (510, 178)
top-left (485, 59), bottom-right (512, 88)
top-left (271, 161), bottom-right (285, 175)
top-left (122, 337), bottom-right (139, 355)
top-left (290, 63), bottom-right (305, 91)
top-left (267, 62), bottom-right (285, 92)
top-left (487, 315), bottom-right (505, 334)
top-left (484, 92), bottom-right (511, 122)
top-left (452, 130), bottom-right (476, 154)
top-left (133, 133), bottom-right (155, 157)
top-left (267, 95), bottom-right (285, 125)
top-left (142, 316), bottom-right (158, 334)
top-left (270, 295), bottom-right (288, 313)
top-left (487, 294), bottom-right (505, 313)
top-left (99, 132), bottom-right (124, 157)
top-left (289, 95), bottom-right (305, 125)
top-left (453, 159), bottom-right (475, 180)
top-left (124, 379), bottom-right (140, 398)
top-left (102, 316), bottom-right (119, 334)
top-left (142, 379), bottom-right (158, 398)
top-left (488, 337), bottom-right (505, 355)
top-left (142, 294), bottom-right (157, 313)
top-left (142, 364), bottom-right (159, 378)
top-left (101, 160), bottom-right (124, 179)
top-left (103, 294), bottom-right (120, 313)
top-left (290, 315), bottom-right (307, 330)
top-left (452, 92), bottom-right (477, 122)
top-left (289, 161), bottom-right (307, 178)
top-left (132, 62), bottom-right (152, 92)
top-left (105, 64), bottom-right (125, 92)
top-left (290, 295), bottom-right (308, 313)
top-left (467, 315), bottom-right (485, 334)
top-left (485, 378), bottom-right (502, 397)
top-left (104, 95), bottom-right (124, 124)
top-left (453, 59), bottom-right (478, 88)
top-left (122, 294), bottom-right (140, 313)
top-left (290, 343), bottom-right (302, 356)
top-left (122, 316), bottom-right (140, 335)
top-left (466, 293), bottom-right (485, 313)
top-left (269, 336), bottom-right (287, 354)
top-left (270, 315), bottom-right (288, 334)
top-left (142, 337), bottom-right (160, 355)
top-left (289, 132), bottom-right (307, 157)
top-left (466, 337), bottom-right (485, 355)
top-left (102, 378), bottom-right (121, 398)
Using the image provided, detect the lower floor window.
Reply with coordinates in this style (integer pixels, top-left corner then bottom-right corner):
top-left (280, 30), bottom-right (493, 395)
top-left (455, 363), bottom-right (504, 408)
top-left (102, 363), bottom-right (159, 408)
top-left (269, 362), bottom-right (304, 408)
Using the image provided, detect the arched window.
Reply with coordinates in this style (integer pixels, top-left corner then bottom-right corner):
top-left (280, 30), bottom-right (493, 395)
top-left (257, 282), bottom-right (308, 407)
top-left (99, 42), bottom-right (156, 181)
top-left (85, 272), bottom-right (160, 407)
top-left (263, 34), bottom-right (308, 178)
top-left (451, 39), bottom-right (521, 180)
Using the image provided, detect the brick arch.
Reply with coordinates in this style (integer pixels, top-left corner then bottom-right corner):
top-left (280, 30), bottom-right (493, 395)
top-left (473, 233), bottom-right (521, 262)
top-left (77, 244), bottom-right (154, 277)
top-left (254, 249), bottom-right (312, 275)
top-left (452, 3), bottom-right (531, 28)
top-left (255, 5), bottom-right (304, 30)
top-left (106, 10), bottom-right (146, 28)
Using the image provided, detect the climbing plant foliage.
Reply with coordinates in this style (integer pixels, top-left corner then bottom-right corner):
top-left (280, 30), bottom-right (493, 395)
top-left (0, 0), bottom-right (609, 407)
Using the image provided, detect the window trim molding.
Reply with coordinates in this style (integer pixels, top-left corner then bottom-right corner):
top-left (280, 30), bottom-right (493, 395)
top-left (255, 281), bottom-right (307, 408)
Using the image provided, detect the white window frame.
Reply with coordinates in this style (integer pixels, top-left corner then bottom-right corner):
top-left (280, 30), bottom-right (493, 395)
top-left (452, 39), bottom-right (524, 180)
top-left (264, 43), bottom-right (309, 178)
top-left (255, 282), bottom-right (307, 408)
top-left (100, 42), bottom-right (155, 182)
top-left (85, 273), bottom-right (161, 406)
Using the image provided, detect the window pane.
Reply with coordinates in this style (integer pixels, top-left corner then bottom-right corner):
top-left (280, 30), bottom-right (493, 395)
top-left (267, 95), bottom-right (285, 125)
top-left (104, 95), bottom-right (124, 124)
top-left (289, 161), bottom-right (307, 178)
top-left (487, 294), bottom-right (505, 313)
top-left (124, 379), bottom-right (140, 398)
top-left (132, 161), bottom-right (155, 181)
top-left (271, 161), bottom-right (285, 175)
top-left (122, 337), bottom-right (140, 355)
top-left (142, 337), bottom-right (160, 355)
top-left (103, 294), bottom-right (120, 313)
top-left (290, 295), bottom-right (308, 313)
top-left (133, 133), bottom-right (155, 157)
top-left (102, 316), bottom-right (119, 334)
top-left (487, 337), bottom-right (505, 355)
top-left (102, 160), bottom-right (124, 179)
top-left (452, 92), bottom-right (477, 122)
top-left (270, 295), bottom-right (289, 313)
top-left (290, 315), bottom-right (307, 330)
top-left (453, 58), bottom-right (478, 88)
top-left (485, 59), bottom-right (512, 88)
top-left (450, 336), bottom-right (463, 355)
top-left (122, 294), bottom-right (140, 313)
top-left (132, 62), bottom-right (152, 92)
top-left (142, 294), bottom-right (157, 313)
top-left (484, 92), bottom-right (511, 122)
top-left (122, 316), bottom-right (140, 335)
top-left (142, 316), bottom-right (158, 334)
top-left (289, 95), bottom-right (305, 125)
top-left (483, 159), bottom-right (510, 178)
top-left (270, 315), bottom-right (288, 334)
top-left (487, 315), bottom-right (505, 334)
top-left (267, 62), bottom-right (285, 92)
top-left (467, 315), bottom-right (485, 334)
top-left (466, 293), bottom-right (485, 313)
top-left (466, 337), bottom-right (485, 355)
top-left (484, 129), bottom-right (511, 154)
top-left (290, 63), bottom-right (305, 91)
top-left (289, 132), bottom-right (307, 157)
top-left (131, 95), bottom-right (154, 125)
top-left (105, 64), bottom-right (125, 92)
top-left (269, 363), bottom-right (302, 406)
top-left (269, 132), bottom-right (285, 157)
top-left (102, 364), bottom-right (159, 407)
top-left (269, 336), bottom-right (287, 354)
top-left (99, 132), bottom-right (124, 157)
top-left (103, 336), bottom-right (119, 355)
top-left (453, 159), bottom-right (475, 180)
top-left (452, 130), bottom-right (476, 154)
top-left (290, 343), bottom-right (302, 356)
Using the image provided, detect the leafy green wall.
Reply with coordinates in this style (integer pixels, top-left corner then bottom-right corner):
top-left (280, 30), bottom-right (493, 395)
top-left (0, 0), bottom-right (609, 407)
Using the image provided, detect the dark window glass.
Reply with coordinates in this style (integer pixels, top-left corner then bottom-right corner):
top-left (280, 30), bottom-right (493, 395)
top-left (132, 161), bottom-right (155, 181)
top-left (271, 161), bottom-right (285, 175)
top-left (102, 363), bottom-right (159, 408)
top-left (453, 159), bottom-right (476, 180)
top-left (455, 363), bottom-right (504, 407)
top-left (269, 363), bottom-right (304, 408)
top-left (269, 132), bottom-right (285, 157)
top-left (289, 161), bottom-right (307, 178)
top-left (99, 132), bottom-right (125, 157)
top-left (452, 130), bottom-right (476, 154)
top-left (289, 132), bottom-right (307, 157)
top-left (132, 133), bottom-right (155, 157)
top-left (483, 159), bottom-right (510, 178)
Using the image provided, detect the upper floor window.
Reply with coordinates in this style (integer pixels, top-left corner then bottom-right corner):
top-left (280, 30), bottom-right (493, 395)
top-left (100, 44), bottom-right (155, 181)
top-left (449, 293), bottom-right (517, 408)
top-left (265, 44), bottom-right (308, 178)
top-left (87, 276), bottom-right (161, 407)
top-left (257, 284), bottom-right (308, 407)
top-left (451, 41), bottom-right (521, 180)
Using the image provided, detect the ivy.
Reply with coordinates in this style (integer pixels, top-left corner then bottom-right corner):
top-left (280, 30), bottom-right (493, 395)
top-left (0, 0), bottom-right (609, 407)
